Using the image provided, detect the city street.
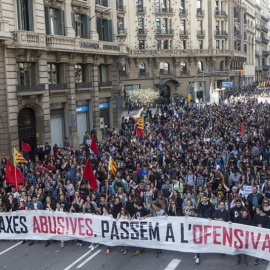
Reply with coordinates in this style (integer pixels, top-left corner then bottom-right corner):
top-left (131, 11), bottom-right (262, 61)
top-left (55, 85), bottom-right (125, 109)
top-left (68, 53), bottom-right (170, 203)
top-left (0, 240), bottom-right (269, 270)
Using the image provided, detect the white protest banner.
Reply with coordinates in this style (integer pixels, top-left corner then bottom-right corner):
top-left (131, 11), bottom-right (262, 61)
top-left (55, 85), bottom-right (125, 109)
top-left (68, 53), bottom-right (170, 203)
top-left (239, 185), bottom-right (260, 199)
top-left (0, 211), bottom-right (270, 260)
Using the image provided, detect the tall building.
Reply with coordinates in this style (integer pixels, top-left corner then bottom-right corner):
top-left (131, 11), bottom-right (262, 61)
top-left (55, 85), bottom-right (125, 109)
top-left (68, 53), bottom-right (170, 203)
top-left (118, 0), bottom-right (263, 101)
top-left (0, 0), bottom-right (128, 158)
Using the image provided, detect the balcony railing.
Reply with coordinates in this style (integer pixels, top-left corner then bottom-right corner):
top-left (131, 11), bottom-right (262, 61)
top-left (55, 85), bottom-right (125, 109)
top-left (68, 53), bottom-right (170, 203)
top-left (262, 50), bottom-right (270, 56)
top-left (263, 65), bottom-right (270, 70)
top-left (75, 82), bottom-right (93, 90)
top-left (14, 31), bottom-right (46, 48)
top-left (262, 37), bottom-right (269, 44)
top-left (119, 71), bottom-right (130, 78)
top-left (138, 72), bottom-right (149, 77)
top-left (179, 30), bottom-right (189, 36)
top-left (137, 28), bottom-right (147, 35)
top-left (155, 7), bottom-right (173, 14)
top-left (117, 28), bottom-right (127, 36)
top-left (261, 15), bottom-right (269, 22)
top-left (49, 83), bottom-right (68, 91)
top-left (0, 21), bottom-right (11, 40)
top-left (99, 81), bottom-right (112, 87)
top-left (159, 70), bottom-right (175, 76)
top-left (155, 29), bottom-right (174, 35)
top-left (215, 30), bottom-right (228, 37)
top-left (197, 8), bottom-right (205, 16)
top-left (137, 6), bottom-right (146, 14)
top-left (96, 0), bottom-right (108, 7)
top-left (261, 25), bottom-right (269, 33)
top-left (255, 36), bottom-right (262, 42)
top-left (234, 31), bottom-right (241, 39)
top-left (17, 84), bottom-right (46, 93)
top-left (180, 70), bottom-right (190, 76)
top-left (214, 10), bottom-right (227, 17)
top-left (179, 8), bottom-right (188, 16)
top-left (197, 30), bottom-right (205, 36)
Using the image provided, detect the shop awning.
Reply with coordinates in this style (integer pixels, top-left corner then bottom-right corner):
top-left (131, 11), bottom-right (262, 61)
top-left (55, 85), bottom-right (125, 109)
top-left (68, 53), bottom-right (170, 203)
top-left (156, 79), bottom-right (180, 86)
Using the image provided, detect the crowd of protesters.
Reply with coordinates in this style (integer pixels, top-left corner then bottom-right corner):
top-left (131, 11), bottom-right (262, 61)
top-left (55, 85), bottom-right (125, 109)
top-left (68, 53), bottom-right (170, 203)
top-left (1, 87), bottom-right (270, 265)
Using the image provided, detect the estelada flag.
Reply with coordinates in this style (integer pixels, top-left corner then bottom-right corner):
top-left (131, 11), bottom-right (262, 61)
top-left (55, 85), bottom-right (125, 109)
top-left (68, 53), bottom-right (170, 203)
top-left (240, 122), bottom-right (244, 135)
top-left (21, 141), bottom-right (32, 152)
top-left (90, 136), bottom-right (99, 153)
top-left (109, 156), bottom-right (117, 176)
top-left (14, 148), bottom-right (27, 163)
top-left (83, 159), bottom-right (98, 191)
top-left (5, 161), bottom-right (24, 190)
top-left (136, 116), bottom-right (144, 137)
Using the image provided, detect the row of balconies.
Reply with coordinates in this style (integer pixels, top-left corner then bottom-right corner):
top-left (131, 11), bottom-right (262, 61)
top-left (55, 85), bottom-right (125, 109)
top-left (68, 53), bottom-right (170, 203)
top-left (12, 31), bottom-right (127, 55)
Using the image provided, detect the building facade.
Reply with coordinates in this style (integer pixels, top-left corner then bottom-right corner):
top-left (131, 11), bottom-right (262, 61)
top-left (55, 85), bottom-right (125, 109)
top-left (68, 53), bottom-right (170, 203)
top-left (118, 0), bottom-right (268, 101)
top-left (0, 0), bottom-right (128, 158)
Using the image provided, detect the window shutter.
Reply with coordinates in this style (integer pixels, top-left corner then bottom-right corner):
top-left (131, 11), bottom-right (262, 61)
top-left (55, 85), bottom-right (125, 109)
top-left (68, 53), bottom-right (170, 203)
top-left (107, 19), bottom-right (113, 42)
top-left (97, 17), bottom-right (103, 40)
top-left (58, 9), bottom-right (66, 36)
top-left (17, 0), bottom-right (23, 30)
top-left (27, 0), bottom-right (34, 31)
top-left (82, 15), bottom-right (90, 39)
top-left (44, 6), bottom-right (51, 35)
top-left (71, 12), bottom-right (76, 30)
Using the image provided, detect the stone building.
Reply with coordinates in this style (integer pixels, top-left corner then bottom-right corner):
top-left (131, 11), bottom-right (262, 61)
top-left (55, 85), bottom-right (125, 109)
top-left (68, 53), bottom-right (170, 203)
top-left (0, 0), bottom-right (128, 158)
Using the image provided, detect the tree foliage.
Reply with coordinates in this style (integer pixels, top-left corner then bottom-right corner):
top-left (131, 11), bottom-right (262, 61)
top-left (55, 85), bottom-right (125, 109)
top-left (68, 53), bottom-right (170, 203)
top-left (126, 88), bottom-right (160, 103)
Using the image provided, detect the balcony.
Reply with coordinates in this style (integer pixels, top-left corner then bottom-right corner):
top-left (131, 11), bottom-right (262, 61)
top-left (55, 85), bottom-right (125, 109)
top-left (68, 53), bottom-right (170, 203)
top-left (99, 81), bottom-right (112, 87)
top-left (261, 25), bottom-right (269, 33)
top-left (215, 30), bottom-right (228, 38)
top-left (117, 28), bottom-right (127, 38)
top-left (262, 50), bottom-right (270, 57)
top-left (262, 37), bottom-right (269, 44)
top-left (214, 10), bottom-right (227, 17)
top-left (180, 70), bottom-right (190, 76)
top-left (0, 21), bottom-right (11, 40)
top-left (138, 72), bottom-right (149, 77)
top-left (197, 30), bottom-right (205, 38)
top-left (137, 7), bottom-right (146, 15)
top-left (179, 30), bottom-right (189, 38)
top-left (256, 24), bottom-right (261, 31)
top-left (96, 0), bottom-right (108, 7)
top-left (13, 31), bottom-right (46, 49)
top-left (75, 82), bottom-right (93, 92)
top-left (137, 28), bottom-right (147, 37)
top-left (263, 65), bottom-right (270, 70)
top-left (255, 66), bottom-right (263, 71)
top-left (155, 29), bottom-right (174, 37)
top-left (197, 9), bottom-right (205, 17)
top-left (117, 6), bottom-right (126, 14)
top-left (155, 7), bottom-right (174, 15)
top-left (179, 8), bottom-right (188, 16)
top-left (159, 71), bottom-right (175, 77)
top-left (17, 84), bottom-right (46, 96)
top-left (261, 15), bottom-right (269, 22)
top-left (49, 83), bottom-right (68, 93)
top-left (255, 36), bottom-right (262, 43)
top-left (234, 31), bottom-right (241, 40)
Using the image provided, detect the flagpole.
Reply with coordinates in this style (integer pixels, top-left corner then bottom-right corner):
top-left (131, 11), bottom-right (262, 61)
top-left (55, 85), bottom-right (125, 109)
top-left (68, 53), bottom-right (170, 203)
top-left (106, 156), bottom-right (111, 202)
top-left (13, 148), bottom-right (18, 190)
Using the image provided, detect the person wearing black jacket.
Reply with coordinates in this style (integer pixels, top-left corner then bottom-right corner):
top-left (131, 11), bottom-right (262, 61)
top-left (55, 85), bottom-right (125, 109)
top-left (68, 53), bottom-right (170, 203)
top-left (253, 206), bottom-right (270, 265)
top-left (235, 208), bottom-right (252, 266)
top-left (197, 194), bottom-right (215, 219)
top-left (247, 186), bottom-right (264, 208)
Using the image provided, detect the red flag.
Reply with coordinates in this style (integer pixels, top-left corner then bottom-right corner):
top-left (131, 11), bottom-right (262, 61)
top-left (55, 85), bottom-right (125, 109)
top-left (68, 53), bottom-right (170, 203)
top-left (240, 122), bottom-right (244, 135)
top-left (90, 137), bottom-right (99, 153)
top-left (83, 159), bottom-right (98, 191)
top-left (21, 141), bottom-right (32, 152)
top-left (5, 161), bottom-right (24, 190)
top-left (136, 127), bottom-right (144, 137)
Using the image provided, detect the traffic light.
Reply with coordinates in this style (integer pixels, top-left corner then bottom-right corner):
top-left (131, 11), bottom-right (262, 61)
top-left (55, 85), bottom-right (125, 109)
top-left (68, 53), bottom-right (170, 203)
top-left (187, 94), bottom-right (192, 102)
top-left (238, 70), bottom-right (243, 77)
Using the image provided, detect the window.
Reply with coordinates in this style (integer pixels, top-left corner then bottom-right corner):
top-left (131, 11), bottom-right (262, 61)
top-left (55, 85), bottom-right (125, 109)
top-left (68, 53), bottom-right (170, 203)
top-left (180, 20), bottom-right (186, 32)
top-left (72, 13), bottom-right (90, 39)
top-left (116, 0), bottom-right (124, 11)
top-left (139, 63), bottom-right (146, 75)
top-left (198, 61), bottom-right (203, 72)
top-left (197, 0), bottom-right (202, 9)
top-left (163, 40), bottom-right (169, 49)
top-left (100, 65), bottom-right (110, 82)
top-left (97, 18), bottom-right (113, 41)
top-left (47, 63), bottom-right (61, 85)
top-left (18, 63), bottom-right (35, 86)
top-left (45, 7), bottom-right (66, 36)
top-left (182, 40), bottom-right (186, 50)
top-left (17, 0), bottom-right (34, 31)
top-left (139, 40), bottom-right (145, 49)
top-left (137, 0), bottom-right (144, 11)
top-left (160, 62), bottom-right (169, 75)
top-left (119, 65), bottom-right (127, 76)
top-left (157, 40), bottom-right (162, 49)
top-left (75, 64), bottom-right (86, 84)
top-left (220, 61), bottom-right (224, 71)
top-left (199, 40), bottom-right (203, 49)
top-left (117, 17), bottom-right (124, 34)
top-left (138, 18), bottom-right (144, 33)
top-left (180, 0), bottom-right (185, 10)
top-left (216, 40), bottom-right (220, 49)
top-left (197, 20), bottom-right (202, 31)
top-left (180, 62), bottom-right (187, 74)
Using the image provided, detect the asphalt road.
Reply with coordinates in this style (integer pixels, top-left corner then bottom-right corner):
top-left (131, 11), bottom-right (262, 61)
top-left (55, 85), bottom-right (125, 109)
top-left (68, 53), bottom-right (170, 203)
top-left (0, 240), bottom-right (269, 270)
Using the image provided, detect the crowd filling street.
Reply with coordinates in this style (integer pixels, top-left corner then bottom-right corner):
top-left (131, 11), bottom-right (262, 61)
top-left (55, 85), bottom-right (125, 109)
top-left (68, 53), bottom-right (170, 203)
top-left (1, 87), bottom-right (270, 267)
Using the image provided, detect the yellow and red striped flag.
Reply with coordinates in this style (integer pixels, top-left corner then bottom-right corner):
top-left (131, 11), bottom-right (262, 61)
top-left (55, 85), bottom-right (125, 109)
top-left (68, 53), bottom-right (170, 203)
top-left (136, 116), bottom-right (144, 137)
top-left (14, 147), bottom-right (27, 163)
top-left (109, 156), bottom-right (117, 176)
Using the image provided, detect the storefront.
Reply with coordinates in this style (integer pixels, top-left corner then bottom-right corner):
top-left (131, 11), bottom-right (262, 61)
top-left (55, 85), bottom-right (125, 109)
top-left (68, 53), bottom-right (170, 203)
top-left (50, 109), bottom-right (65, 147)
top-left (99, 102), bottom-right (110, 135)
top-left (76, 105), bottom-right (89, 145)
